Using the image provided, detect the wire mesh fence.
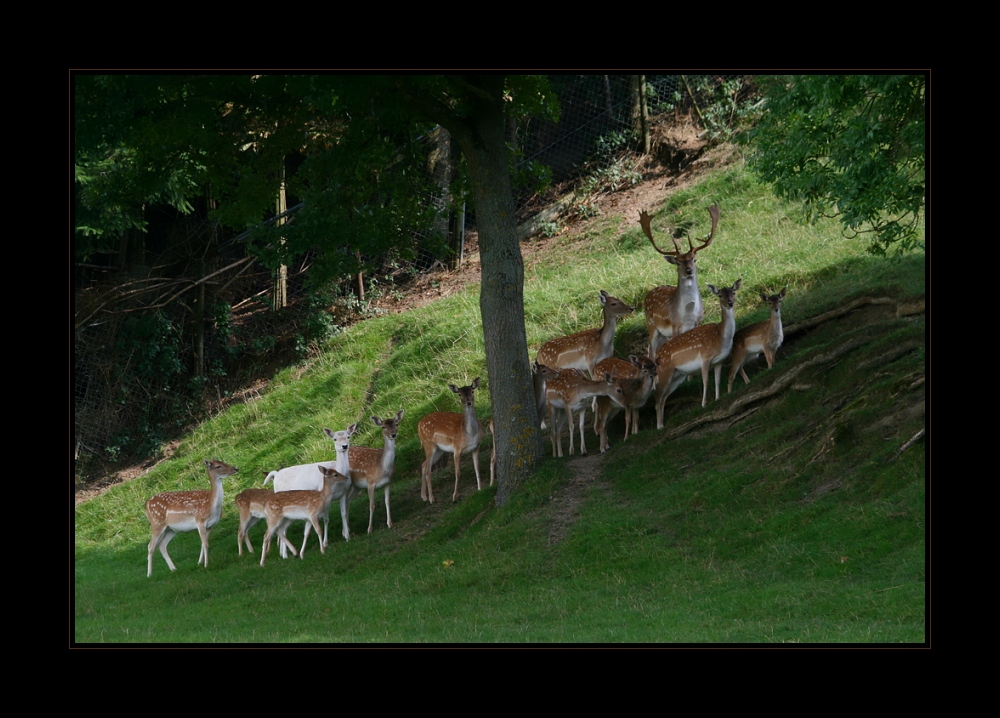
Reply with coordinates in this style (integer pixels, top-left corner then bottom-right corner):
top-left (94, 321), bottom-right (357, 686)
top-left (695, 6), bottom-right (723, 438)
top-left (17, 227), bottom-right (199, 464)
top-left (74, 74), bottom-right (759, 477)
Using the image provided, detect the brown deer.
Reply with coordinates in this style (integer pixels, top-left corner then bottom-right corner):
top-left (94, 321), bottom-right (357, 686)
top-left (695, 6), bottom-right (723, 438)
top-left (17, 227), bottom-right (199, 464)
top-left (640, 203), bottom-right (720, 357)
top-left (264, 425), bottom-right (356, 558)
top-left (259, 465), bottom-right (351, 567)
top-left (234, 487), bottom-right (273, 556)
top-left (144, 458), bottom-right (239, 577)
top-left (654, 279), bottom-right (742, 429)
top-left (536, 291), bottom-right (634, 378)
top-left (346, 411), bottom-right (404, 534)
top-left (592, 355), bottom-right (659, 453)
top-left (545, 369), bottom-right (625, 457)
top-left (532, 360), bottom-right (561, 429)
top-left (728, 288), bottom-right (786, 393)
top-left (418, 378), bottom-right (492, 504)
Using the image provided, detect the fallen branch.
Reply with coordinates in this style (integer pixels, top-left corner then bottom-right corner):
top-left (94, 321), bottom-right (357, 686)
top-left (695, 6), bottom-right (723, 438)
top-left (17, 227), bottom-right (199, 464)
top-left (893, 428), bottom-right (925, 459)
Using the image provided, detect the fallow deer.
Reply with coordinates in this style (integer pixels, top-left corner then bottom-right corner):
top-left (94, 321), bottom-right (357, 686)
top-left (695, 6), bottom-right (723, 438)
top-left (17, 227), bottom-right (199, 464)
top-left (532, 360), bottom-right (561, 429)
top-left (418, 378), bottom-right (492, 504)
top-left (144, 458), bottom-right (238, 577)
top-left (545, 369), bottom-right (625, 457)
top-left (259, 465), bottom-right (350, 567)
top-left (654, 279), bottom-right (742, 429)
top-left (640, 203), bottom-right (720, 357)
top-left (536, 291), bottom-right (634, 378)
top-left (728, 288), bottom-right (786, 393)
top-left (263, 425), bottom-right (356, 557)
top-left (234, 487), bottom-right (273, 556)
top-left (592, 355), bottom-right (659, 453)
top-left (346, 411), bottom-right (404, 534)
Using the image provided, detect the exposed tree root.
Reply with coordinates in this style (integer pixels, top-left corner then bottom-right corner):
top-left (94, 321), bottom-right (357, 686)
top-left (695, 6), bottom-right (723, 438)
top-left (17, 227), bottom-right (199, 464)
top-left (784, 297), bottom-right (895, 337)
top-left (657, 336), bottom-right (869, 443)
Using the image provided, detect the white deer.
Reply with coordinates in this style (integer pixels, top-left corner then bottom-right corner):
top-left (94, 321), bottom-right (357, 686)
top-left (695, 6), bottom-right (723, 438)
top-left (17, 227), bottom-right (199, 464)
top-left (263, 425), bottom-right (356, 557)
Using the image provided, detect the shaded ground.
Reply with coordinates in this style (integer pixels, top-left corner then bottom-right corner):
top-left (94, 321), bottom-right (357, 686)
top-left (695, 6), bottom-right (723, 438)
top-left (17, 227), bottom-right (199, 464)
top-left (74, 119), bottom-right (727, 506)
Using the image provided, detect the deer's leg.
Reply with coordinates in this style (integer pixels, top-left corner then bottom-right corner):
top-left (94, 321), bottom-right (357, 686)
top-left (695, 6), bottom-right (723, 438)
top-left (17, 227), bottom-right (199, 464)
top-left (243, 518), bottom-right (257, 555)
top-left (701, 364), bottom-right (711, 407)
top-left (300, 521), bottom-right (313, 556)
top-left (384, 485), bottom-right (392, 529)
top-left (340, 493), bottom-right (351, 541)
top-left (567, 407), bottom-right (576, 456)
top-left (197, 523), bottom-right (210, 567)
top-left (452, 451), bottom-right (463, 503)
top-left (472, 449), bottom-right (482, 491)
top-left (157, 528), bottom-right (179, 573)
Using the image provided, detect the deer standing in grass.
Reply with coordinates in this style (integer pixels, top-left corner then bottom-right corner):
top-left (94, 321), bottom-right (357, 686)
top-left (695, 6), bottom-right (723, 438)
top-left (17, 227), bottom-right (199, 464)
top-left (536, 290), bottom-right (634, 378)
top-left (640, 203), bottom-right (719, 357)
top-left (263, 425), bottom-right (355, 557)
top-left (654, 279), bottom-right (742, 429)
top-left (545, 369), bottom-right (625, 457)
top-left (532, 360), bottom-right (561, 429)
top-left (144, 458), bottom-right (238, 577)
top-left (592, 355), bottom-right (659, 453)
top-left (346, 411), bottom-right (404, 534)
top-left (419, 378), bottom-right (492, 504)
top-left (728, 288), bottom-right (786, 393)
top-left (259, 465), bottom-right (350, 567)
top-left (235, 488), bottom-right (273, 556)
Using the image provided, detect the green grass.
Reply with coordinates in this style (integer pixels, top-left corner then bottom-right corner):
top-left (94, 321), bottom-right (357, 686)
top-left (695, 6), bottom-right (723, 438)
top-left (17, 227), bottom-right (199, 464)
top-left (74, 159), bottom-right (926, 643)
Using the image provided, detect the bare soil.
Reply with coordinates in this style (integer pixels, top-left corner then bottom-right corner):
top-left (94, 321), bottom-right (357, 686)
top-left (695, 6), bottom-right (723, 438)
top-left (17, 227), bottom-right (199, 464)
top-left (75, 117), bottom-right (722, 506)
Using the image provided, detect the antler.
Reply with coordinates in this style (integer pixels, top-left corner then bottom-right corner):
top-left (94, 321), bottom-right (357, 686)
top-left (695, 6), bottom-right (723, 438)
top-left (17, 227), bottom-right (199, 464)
top-left (692, 203), bottom-right (720, 254)
top-left (638, 210), bottom-right (682, 256)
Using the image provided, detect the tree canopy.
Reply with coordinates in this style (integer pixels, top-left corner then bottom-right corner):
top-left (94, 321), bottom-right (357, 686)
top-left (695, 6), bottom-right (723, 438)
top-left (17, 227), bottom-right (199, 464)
top-left (74, 73), bottom-right (557, 503)
top-left (748, 75), bottom-right (925, 255)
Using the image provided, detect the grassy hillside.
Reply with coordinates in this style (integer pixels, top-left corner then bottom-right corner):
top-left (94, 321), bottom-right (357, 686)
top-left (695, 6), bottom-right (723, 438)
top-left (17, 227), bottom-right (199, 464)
top-left (74, 159), bottom-right (926, 643)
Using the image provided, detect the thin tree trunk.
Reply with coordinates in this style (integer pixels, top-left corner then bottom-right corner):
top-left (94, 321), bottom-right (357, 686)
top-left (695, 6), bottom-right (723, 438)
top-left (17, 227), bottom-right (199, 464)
top-left (630, 75), bottom-right (650, 153)
top-left (428, 126), bottom-right (459, 269)
top-left (273, 163), bottom-right (288, 310)
top-left (194, 256), bottom-right (205, 376)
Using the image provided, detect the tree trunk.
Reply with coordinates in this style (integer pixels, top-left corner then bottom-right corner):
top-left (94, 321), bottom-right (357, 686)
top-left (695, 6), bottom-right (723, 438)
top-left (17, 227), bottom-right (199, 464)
top-left (630, 75), bottom-right (650, 154)
top-left (427, 126), bottom-right (460, 269)
top-left (459, 78), bottom-right (545, 505)
top-left (273, 163), bottom-right (288, 310)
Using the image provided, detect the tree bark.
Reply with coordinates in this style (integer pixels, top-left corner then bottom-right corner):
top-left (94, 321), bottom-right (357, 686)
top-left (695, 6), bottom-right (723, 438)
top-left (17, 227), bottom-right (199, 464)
top-left (453, 78), bottom-right (545, 505)
top-left (273, 163), bottom-right (288, 310)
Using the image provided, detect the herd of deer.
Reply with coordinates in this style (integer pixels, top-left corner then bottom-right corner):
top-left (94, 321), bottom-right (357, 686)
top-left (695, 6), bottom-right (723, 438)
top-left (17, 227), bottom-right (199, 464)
top-left (143, 203), bottom-right (786, 576)
top-left (533, 202), bottom-right (787, 456)
top-left (144, 388), bottom-right (494, 575)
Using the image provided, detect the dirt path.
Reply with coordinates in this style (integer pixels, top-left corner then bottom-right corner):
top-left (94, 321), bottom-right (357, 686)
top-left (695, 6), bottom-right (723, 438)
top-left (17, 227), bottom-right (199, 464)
top-left (546, 451), bottom-right (608, 545)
